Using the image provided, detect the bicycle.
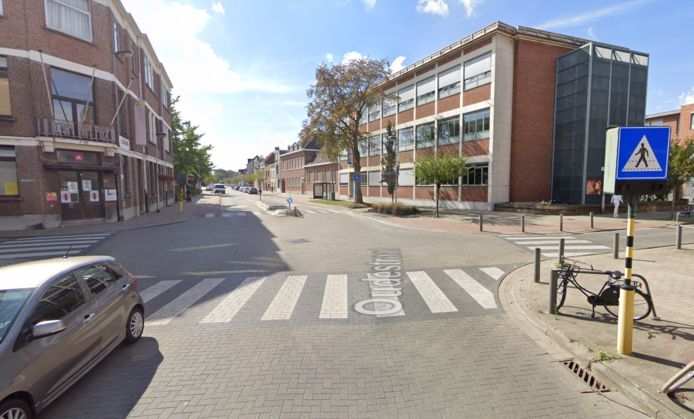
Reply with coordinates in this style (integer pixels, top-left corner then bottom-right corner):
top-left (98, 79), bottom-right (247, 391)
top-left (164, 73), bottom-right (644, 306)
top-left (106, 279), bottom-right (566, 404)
top-left (554, 258), bottom-right (658, 321)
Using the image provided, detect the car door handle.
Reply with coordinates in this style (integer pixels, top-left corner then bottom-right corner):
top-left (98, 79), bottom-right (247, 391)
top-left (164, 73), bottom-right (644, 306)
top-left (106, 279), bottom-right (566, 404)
top-left (121, 283), bottom-right (131, 292)
top-left (83, 313), bottom-right (95, 324)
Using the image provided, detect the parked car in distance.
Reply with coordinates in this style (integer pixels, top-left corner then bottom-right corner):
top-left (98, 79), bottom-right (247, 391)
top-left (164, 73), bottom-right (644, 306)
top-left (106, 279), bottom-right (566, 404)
top-left (214, 184), bottom-right (226, 194)
top-left (0, 256), bottom-right (144, 419)
top-left (205, 184), bottom-right (214, 191)
top-left (233, 186), bottom-right (240, 190)
top-left (249, 188), bottom-right (258, 194)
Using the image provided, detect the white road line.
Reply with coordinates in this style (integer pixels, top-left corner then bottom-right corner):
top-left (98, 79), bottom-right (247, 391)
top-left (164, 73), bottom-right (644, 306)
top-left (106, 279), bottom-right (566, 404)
top-left (407, 271), bottom-right (457, 313)
top-left (237, 212), bottom-right (247, 217)
top-left (544, 252), bottom-right (598, 258)
top-left (201, 277), bottom-right (266, 323)
top-left (9, 237), bottom-right (103, 244)
top-left (517, 240), bottom-right (593, 245)
top-left (147, 278), bottom-right (224, 326)
top-left (261, 275), bottom-right (307, 321)
top-left (221, 213), bottom-right (232, 218)
top-left (0, 250), bottom-right (83, 259)
top-left (502, 236), bottom-right (579, 241)
top-left (0, 244), bottom-right (90, 253)
top-left (205, 213), bottom-right (215, 218)
top-left (444, 269), bottom-right (497, 309)
top-left (303, 209), bottom-right (316, 214)
top-left (11, 233), bottom-right (110, 242)
top-left (319, 275), bottom-right (348, 319)
top-left (0, 240), bottom-right (99, 248)
top-left (479, 267), bottom-right (504, 280)
top-left (527, 245), bottom-right (609, 250)
top-left (140, 280), bottom-right (182, 303)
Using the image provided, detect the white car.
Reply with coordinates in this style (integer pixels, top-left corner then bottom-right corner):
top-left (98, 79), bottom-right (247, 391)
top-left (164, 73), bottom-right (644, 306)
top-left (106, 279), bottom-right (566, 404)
top-left (213, 184), bottom-right (226, 194)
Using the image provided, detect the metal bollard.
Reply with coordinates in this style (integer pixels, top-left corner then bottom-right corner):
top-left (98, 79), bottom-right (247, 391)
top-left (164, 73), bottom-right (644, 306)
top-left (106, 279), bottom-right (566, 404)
top-left (549, 269), bottom-right (559, 315)
top-left (558, 238), bottom-right (565, 263)
top-left (521, 215), bottom-right (526, 233)
top-left (613, 232), bottom-right (619, 259)
top-left (479, 214), bottom-right (483, 232)
top-left (534, 248), bottom-right (541, 283)
top-left (676, 225), bottom-right (682, 249)
top-left (590, 211), bottom-right (594, 229)
top-left (560, 214), bottom-right (564, 232)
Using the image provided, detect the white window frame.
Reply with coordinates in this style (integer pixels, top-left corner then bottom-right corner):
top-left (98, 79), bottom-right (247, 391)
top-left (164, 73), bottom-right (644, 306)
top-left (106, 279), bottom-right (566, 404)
top-left (0, 0), bottom-right (4, 16)
top-left (398, 168), bottom-right (414, 186)
top-left (368, 102), bottom-right (381, 122)
top-left (382, 96), bottom-right (396, 117)
top-left (45, 0), bottom-right (93, 42)
top-left (144, 56), bottom-right (154, 90)
top-left (463, 52), bottom-right (491, 91)
top-left (463, 108), bottom-right (490, 141)
top-left (398, 127), bottom-right (415, 151)
top-left (416, 122), bottom-right (435, 149)
top-left (398, 85), bottom-right (414, 112)
top-left (437, 115), bottom-right (460, 145)
top-left (113, 22), bottom-right (119, 53)
top-left (438, 65), bottom-right (461, 99)
top-left (368, 135), bottom-right (381, 156)
top-left (368, 171), bottom-right (382, 186)
top-left (416, 76), bottom-right (436, 106)
top-left (691, 113), bottom-right (694, 130)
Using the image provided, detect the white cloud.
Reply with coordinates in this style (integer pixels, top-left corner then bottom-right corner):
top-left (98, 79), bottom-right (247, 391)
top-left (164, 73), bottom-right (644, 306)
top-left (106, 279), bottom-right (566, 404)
top-left (390, 56), bottom-right (406, 73)
top-left (459, 0), bottom-right (480, 17)
top-left (341, 51), bottom-right (365, 64)
top-left (538, 0), bottom-right (648, 30)
top-left (586, 26), bottom-right (598, 40)
top-left (362, 0), bottom-right (377, 10)
top-left (211, 1), bottom-right (225, 15)
top-left (416, 0), bottom-right (449, 16)
top-left (679, 86), bottom-right (694, 105)
top-left (325, 53), bottom-right (334, 63)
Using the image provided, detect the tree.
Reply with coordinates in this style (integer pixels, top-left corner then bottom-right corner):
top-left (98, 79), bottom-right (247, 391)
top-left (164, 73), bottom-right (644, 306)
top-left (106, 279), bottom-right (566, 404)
top-left (300, 57), bottom-right (391, 205)
top-left (414, 153), bottom-right (467, 218)
top-left (171, 97), bottom-right (214, 183)
top-left (666, 138), bottom-right (694, 217)
top-left (381, 121), bottom-right (399, 203)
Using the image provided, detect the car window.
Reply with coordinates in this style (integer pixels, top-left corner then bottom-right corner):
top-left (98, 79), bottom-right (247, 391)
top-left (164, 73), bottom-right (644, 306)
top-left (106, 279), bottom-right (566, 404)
top-left (0, 289), bottom-right (32, 344)
top-left (77, 264), bottom-right (120, 296)
top-left (29, 275), bottom-right (86, 326)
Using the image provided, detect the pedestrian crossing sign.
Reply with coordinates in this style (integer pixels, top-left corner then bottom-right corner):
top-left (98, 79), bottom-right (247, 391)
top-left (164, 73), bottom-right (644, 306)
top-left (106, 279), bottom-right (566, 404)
top-left (616, 127), bottom-right (669, 180)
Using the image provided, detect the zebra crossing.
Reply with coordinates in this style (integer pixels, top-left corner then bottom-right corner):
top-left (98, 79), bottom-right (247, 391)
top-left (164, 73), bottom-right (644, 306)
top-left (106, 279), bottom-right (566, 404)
top-left (140, 266), bottom-right (509, 327)
top-left (300, 207), bottom-right (340, 215)
top-left (202, 211), bottom-right (261, 218)
top-left (501, 235), bottom-right (610, 258)
top-left (0, 232), bottom-right (112, 260)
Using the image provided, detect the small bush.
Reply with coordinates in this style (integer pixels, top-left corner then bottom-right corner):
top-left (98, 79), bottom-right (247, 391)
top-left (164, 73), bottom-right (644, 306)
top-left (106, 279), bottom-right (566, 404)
top-left (371, 202), bottom-right (420, 216)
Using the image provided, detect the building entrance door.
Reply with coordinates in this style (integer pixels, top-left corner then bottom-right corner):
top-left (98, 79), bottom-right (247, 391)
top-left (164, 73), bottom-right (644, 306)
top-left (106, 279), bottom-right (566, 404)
top-left (59, 170), bottom-right (105, 221)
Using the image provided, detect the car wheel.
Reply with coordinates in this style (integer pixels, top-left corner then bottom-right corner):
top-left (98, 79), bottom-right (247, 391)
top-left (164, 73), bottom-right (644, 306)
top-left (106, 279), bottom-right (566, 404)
top-left (0, 398), bottom-right (33, 419)
top-left (124, 306), bottom-right (144, 344)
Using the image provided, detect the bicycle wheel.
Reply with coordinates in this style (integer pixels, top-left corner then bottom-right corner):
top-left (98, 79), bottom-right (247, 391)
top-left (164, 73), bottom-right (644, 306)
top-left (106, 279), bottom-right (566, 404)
top-left (555, 276), bottom-right (568, 312)
top-left (604, 288), bottom-right (652, 321)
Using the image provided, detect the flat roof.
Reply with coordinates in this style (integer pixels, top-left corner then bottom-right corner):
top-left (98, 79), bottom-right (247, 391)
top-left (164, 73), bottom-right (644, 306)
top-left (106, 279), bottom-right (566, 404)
top-left (646, 109), bottom-right (680, 119)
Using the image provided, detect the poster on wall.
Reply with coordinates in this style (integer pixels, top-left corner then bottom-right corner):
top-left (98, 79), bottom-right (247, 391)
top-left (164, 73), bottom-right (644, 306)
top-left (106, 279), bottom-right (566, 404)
top-left (105, 189), bottom-right (117, 201)
top-left (60, 190), bottom-right (71, 203)
top-left (89, 191), bottom-right (100, 202)
top-left (46, 192), bottom-right (58, 202)
top-left (82, 179), bottom-right (92, 191)
top-left (586, 179), bottom-right (603, 196)
top-left (67, 182), bottom-right (79, 193)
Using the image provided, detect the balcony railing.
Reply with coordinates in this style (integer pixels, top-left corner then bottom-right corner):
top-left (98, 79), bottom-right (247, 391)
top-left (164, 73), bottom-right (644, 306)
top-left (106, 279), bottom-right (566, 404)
top-left (37, 118), bottom-right (113, 143)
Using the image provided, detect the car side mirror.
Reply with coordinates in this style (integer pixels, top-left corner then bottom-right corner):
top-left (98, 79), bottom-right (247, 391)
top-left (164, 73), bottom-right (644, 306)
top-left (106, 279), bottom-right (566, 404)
top-left (32, 320), bottom-right (66, 339)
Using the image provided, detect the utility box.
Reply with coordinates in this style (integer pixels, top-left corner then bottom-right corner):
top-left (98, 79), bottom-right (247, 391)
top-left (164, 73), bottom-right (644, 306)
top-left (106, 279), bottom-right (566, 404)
top-left (603, 126), bottom-right (670, 195)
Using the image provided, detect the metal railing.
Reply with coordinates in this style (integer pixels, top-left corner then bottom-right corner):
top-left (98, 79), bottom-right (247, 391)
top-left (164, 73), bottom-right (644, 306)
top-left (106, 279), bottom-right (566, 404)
top-left (37, 118), bottom-right (113, 143)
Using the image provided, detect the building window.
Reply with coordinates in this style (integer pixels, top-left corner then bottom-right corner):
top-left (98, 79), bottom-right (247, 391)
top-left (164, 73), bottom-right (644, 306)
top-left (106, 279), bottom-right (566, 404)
top-left (438, 115), bottom-right (460, 145)
top-left (398, 85), bottom-right (414, 112)
top-left (51, 68), bottom-right (94, 124)
top-left (0, 0), bottom-right (4, 16)
top-left (144, 56), bottom-right (154, 90)
top-left (462, 164), bottom-right (488, 185)
top-left (368, 171), bottom-right (381, 186)
top-left (160, 79), bottom-right (169, 108)
top-left (382, 97), bottom-right (396, 117)
top-left (358, 139), bottom-right (368, 156)
top-left (0, 146), bottom-right (18, 196)
top-left (122, 156), bottom-right (130, 196)
top-left (368, 102), bottom-right (381, 122)
top-left (163, 128), bottom-right (170, 152)
top-left (368, 135), bottom-right (381, 156)
top-left (131, 39), bottom-right (139, 75)
top-left (0, 56), bottom-right (11, 116)
top-left (398, 168), bottom-right (414, 186)
top-left (416, 122), bottom-right (435, 149)
top-left (463, 108), bottom-right (490, 141)
top-left (691, 113), bottom-right (694, 130)
top-left (416, 76), bottom-right (436, 106)
top-left (113, 23), bottom-right (119, 53)
top-left (359, 110), bottom-right (368, 126)
top-left (398, 127), bottom-right (414, 151)
top-left (438, 65), bottom-right (461, 99)
top-left (464, 52), bottom-right (491, 91)
top-left (45, 0), bottom-right (93, 42)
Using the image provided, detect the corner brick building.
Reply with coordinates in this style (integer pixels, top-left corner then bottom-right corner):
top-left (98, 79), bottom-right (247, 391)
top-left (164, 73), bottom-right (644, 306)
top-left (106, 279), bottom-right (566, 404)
top-left (0, 0), bottom-right (174, 229)
top-left (338, 22), bottom-right (648, 209)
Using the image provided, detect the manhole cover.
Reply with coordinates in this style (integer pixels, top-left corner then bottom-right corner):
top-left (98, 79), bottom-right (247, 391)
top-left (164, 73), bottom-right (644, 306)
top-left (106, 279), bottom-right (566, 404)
top-left (289, 239), bottom-right (310, 244)
top-left (560, 359), bottom-right (610, 392)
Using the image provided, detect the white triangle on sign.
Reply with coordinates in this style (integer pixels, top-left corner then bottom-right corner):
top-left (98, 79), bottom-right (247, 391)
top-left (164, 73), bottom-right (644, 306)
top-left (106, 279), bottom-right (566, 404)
top-left (622, 135), bottom-right (662, 172)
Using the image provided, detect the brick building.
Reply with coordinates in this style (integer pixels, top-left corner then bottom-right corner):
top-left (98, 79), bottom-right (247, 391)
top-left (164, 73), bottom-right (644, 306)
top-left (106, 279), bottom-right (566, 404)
top-left (338, 22), bottom-right (648, 209)
top-left (278, 141), bottom-right (320, 194)
top-left (304, 150), bottom-right (338, 199)
top-left (0, 0), bottom-right (173, 229)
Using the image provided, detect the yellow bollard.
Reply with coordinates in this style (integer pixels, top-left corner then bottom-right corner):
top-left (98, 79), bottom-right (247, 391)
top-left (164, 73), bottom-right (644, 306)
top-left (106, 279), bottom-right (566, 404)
top-left (617, 196), bottom-right (636, 355)
top-left (179, 190), bottom-right (184, 215)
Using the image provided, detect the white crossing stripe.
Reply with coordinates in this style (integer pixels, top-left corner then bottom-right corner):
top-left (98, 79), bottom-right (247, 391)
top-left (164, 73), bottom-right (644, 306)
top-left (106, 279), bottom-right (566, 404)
top-left (502, 235), bottom-right (610, 258)
top-left (518, 240), bottom-right (592, 245)
top-left (0, 241), bottom-right (97, 248)
top-left (526, 245), bottom-right (609, 251)
top-left (407, 271), bottom-right (457, 313)
top-left (201, 277), bottom-right (266, 323)
top-left (0, 250), bottom-right (83, 259)
top-left (543, 252), bottom-right (596, 258)
top-left (303, 209), bottom-right (316, 214)
top-left (205, 213), bottom-right (215, 218)
top-left (319, 275), bottom-right (348, 319)
top-left (479, 267), bottom-right (504, 280)
top-left (501, 235), bottom-right (576, 241)
top-left (0, 244), bottom-right (90, 253)
top-left (11, 233), bottom-right (110, 243)
top-left (261, 275), bottom-right (307, 320)
top-left (9, 237), bottom-right (102, 245)
top-left (222, 213), bottom-right (232, 218)
top-left (140, 280), bottom-right (182, 303)
top-left (147, 278), bottom-right (224, 325)
top-left (444, 269), bottom-right (497, 309)
top-left (237, 212), bottom-right (247, 216)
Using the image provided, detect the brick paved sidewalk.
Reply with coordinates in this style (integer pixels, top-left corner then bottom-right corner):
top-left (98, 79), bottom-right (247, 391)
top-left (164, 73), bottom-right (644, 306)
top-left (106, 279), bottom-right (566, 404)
top-left (500, 244), bottom-right (694, 417)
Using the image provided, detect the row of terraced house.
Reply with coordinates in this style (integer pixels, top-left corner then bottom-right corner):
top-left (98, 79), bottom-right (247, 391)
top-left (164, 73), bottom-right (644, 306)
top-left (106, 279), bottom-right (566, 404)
top-left (0, 0), bottom-right (174, 230)
top-left (245, 21), bottom-right (658, 209)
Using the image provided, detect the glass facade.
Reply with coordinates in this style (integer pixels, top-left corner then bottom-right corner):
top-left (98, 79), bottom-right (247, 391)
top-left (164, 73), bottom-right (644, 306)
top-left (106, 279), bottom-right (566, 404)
top-left (551, 44), bottom-right (648, 204)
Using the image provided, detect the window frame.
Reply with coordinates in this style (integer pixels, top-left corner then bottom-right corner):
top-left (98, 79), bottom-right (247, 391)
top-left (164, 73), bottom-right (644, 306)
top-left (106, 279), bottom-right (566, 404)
top-left (463, 52), bottom-right (492, 91)
top-left (0, 0), bottom-right (4, 16)
top-left (76, 263), bottom-right (121, 297)
top-left (368, 135), bottom-right (381, 156)
top-left (382, 97), bottom-right (396, 117)
top-left (44, 0), bottom-right (94, 43)
top-left (416, 122), bottom-right (435, 149)
top-left (0, 146), bottom-right (18, 197)
top-left (368, 102), bottom-right (381, 122)
top-left (398, 85), bottom-right (414, 113)
top-left (463, 108), bottom-right (490, 141)
top-left (113, 22), bottom-right (119, 54)
top-left (416, 76), bottom-right (436, 106)
top-left (461, 164), bottom-right (489, 186)
top-left (437, 115), bottom-right (460, 145)
top-left (438, 65), bottom-right (461, 99)
top-left (50, 67), bottom-right (95, 124)
top-left (397, 127), bottom-right (415, 151)
top-left (690, 113), bottom-right (694, 130)
top-left (0, 55), bottom-right (11, 117)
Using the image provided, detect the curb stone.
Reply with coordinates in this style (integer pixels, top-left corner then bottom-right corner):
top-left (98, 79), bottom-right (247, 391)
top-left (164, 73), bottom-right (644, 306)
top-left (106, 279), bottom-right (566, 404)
top-left (498, 263), bottom-right (685, 419)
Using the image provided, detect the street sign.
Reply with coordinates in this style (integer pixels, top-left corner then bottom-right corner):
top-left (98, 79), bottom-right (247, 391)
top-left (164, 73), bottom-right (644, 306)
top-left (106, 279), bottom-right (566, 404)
top-left (616, 127), bottom-right (670, 181)
top-left (353, 173), bottom-right (360, 182)
top-left (287, 197), bottom-right (293, 205)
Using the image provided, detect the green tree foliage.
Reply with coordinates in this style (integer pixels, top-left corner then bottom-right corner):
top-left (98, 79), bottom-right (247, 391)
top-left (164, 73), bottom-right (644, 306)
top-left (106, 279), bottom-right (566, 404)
top-left (414, 153), bottom-right (467, 218)
top-left (171, 97), bottom-right (214, 182)
top-left (300, 57), bottom-right (391, 204)
top-left (381, 122), bottom-right (399, 203)
top-left (667, 138), bottom-right (694, 216)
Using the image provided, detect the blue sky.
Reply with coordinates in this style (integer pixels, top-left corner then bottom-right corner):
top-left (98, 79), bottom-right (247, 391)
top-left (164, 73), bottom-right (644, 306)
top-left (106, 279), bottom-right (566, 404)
top-left (122, 0), bottom-right (694, 170)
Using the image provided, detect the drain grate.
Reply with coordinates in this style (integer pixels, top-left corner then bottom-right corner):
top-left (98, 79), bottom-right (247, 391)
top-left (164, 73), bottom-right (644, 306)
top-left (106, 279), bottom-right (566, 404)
top-left (560, 359), bottom-right (610, 392)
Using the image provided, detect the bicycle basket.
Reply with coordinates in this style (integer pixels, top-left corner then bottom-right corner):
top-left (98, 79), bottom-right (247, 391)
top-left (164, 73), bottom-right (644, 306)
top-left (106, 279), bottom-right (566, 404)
top-left (598, 285), bottom-right (621, 306)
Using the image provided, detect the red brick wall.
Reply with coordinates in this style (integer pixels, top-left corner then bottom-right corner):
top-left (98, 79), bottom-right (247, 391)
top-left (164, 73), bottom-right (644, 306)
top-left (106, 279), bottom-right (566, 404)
top-left (398, 109), bottom-right (414, 124)
top-left (463, 139), bottom-right (489, 156)
top-left (416, 102), bottom-right (435, 119)
top-left (438, 94), bottom-right (460, 113)
top-left (437, 144), bottom-right (458, 157)
top-left (368, 120), bottom-right (380, 133)
top-left (461, 186), bottom-right (487, 202)
top-left (510, 39), bottom-right (571, 202)
top-left (462, 83), bottom-right (490, 105)
top-left (679, 104), bottom-right (694, 140)
top-left (398, 150), bottom-right (414, 163)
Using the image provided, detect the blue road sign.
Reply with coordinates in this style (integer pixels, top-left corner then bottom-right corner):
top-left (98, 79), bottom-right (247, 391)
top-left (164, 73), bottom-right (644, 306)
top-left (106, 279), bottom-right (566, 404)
top-left (287, 197), bottom-right (293, 204)
top-left (616, 127), bottom-right (670, 181)
top-left (353, 173), bottom-right (360, 182)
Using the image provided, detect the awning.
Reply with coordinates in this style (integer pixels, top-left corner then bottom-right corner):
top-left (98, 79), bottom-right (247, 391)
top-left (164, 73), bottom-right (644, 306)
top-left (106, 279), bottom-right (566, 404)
top-left (42, 162), bottom-right (117, 172)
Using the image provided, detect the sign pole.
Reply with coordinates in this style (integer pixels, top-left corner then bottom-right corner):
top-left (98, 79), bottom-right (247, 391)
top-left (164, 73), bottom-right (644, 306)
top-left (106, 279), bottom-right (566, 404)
top-left (617, 194), bottom-right (637, 355)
